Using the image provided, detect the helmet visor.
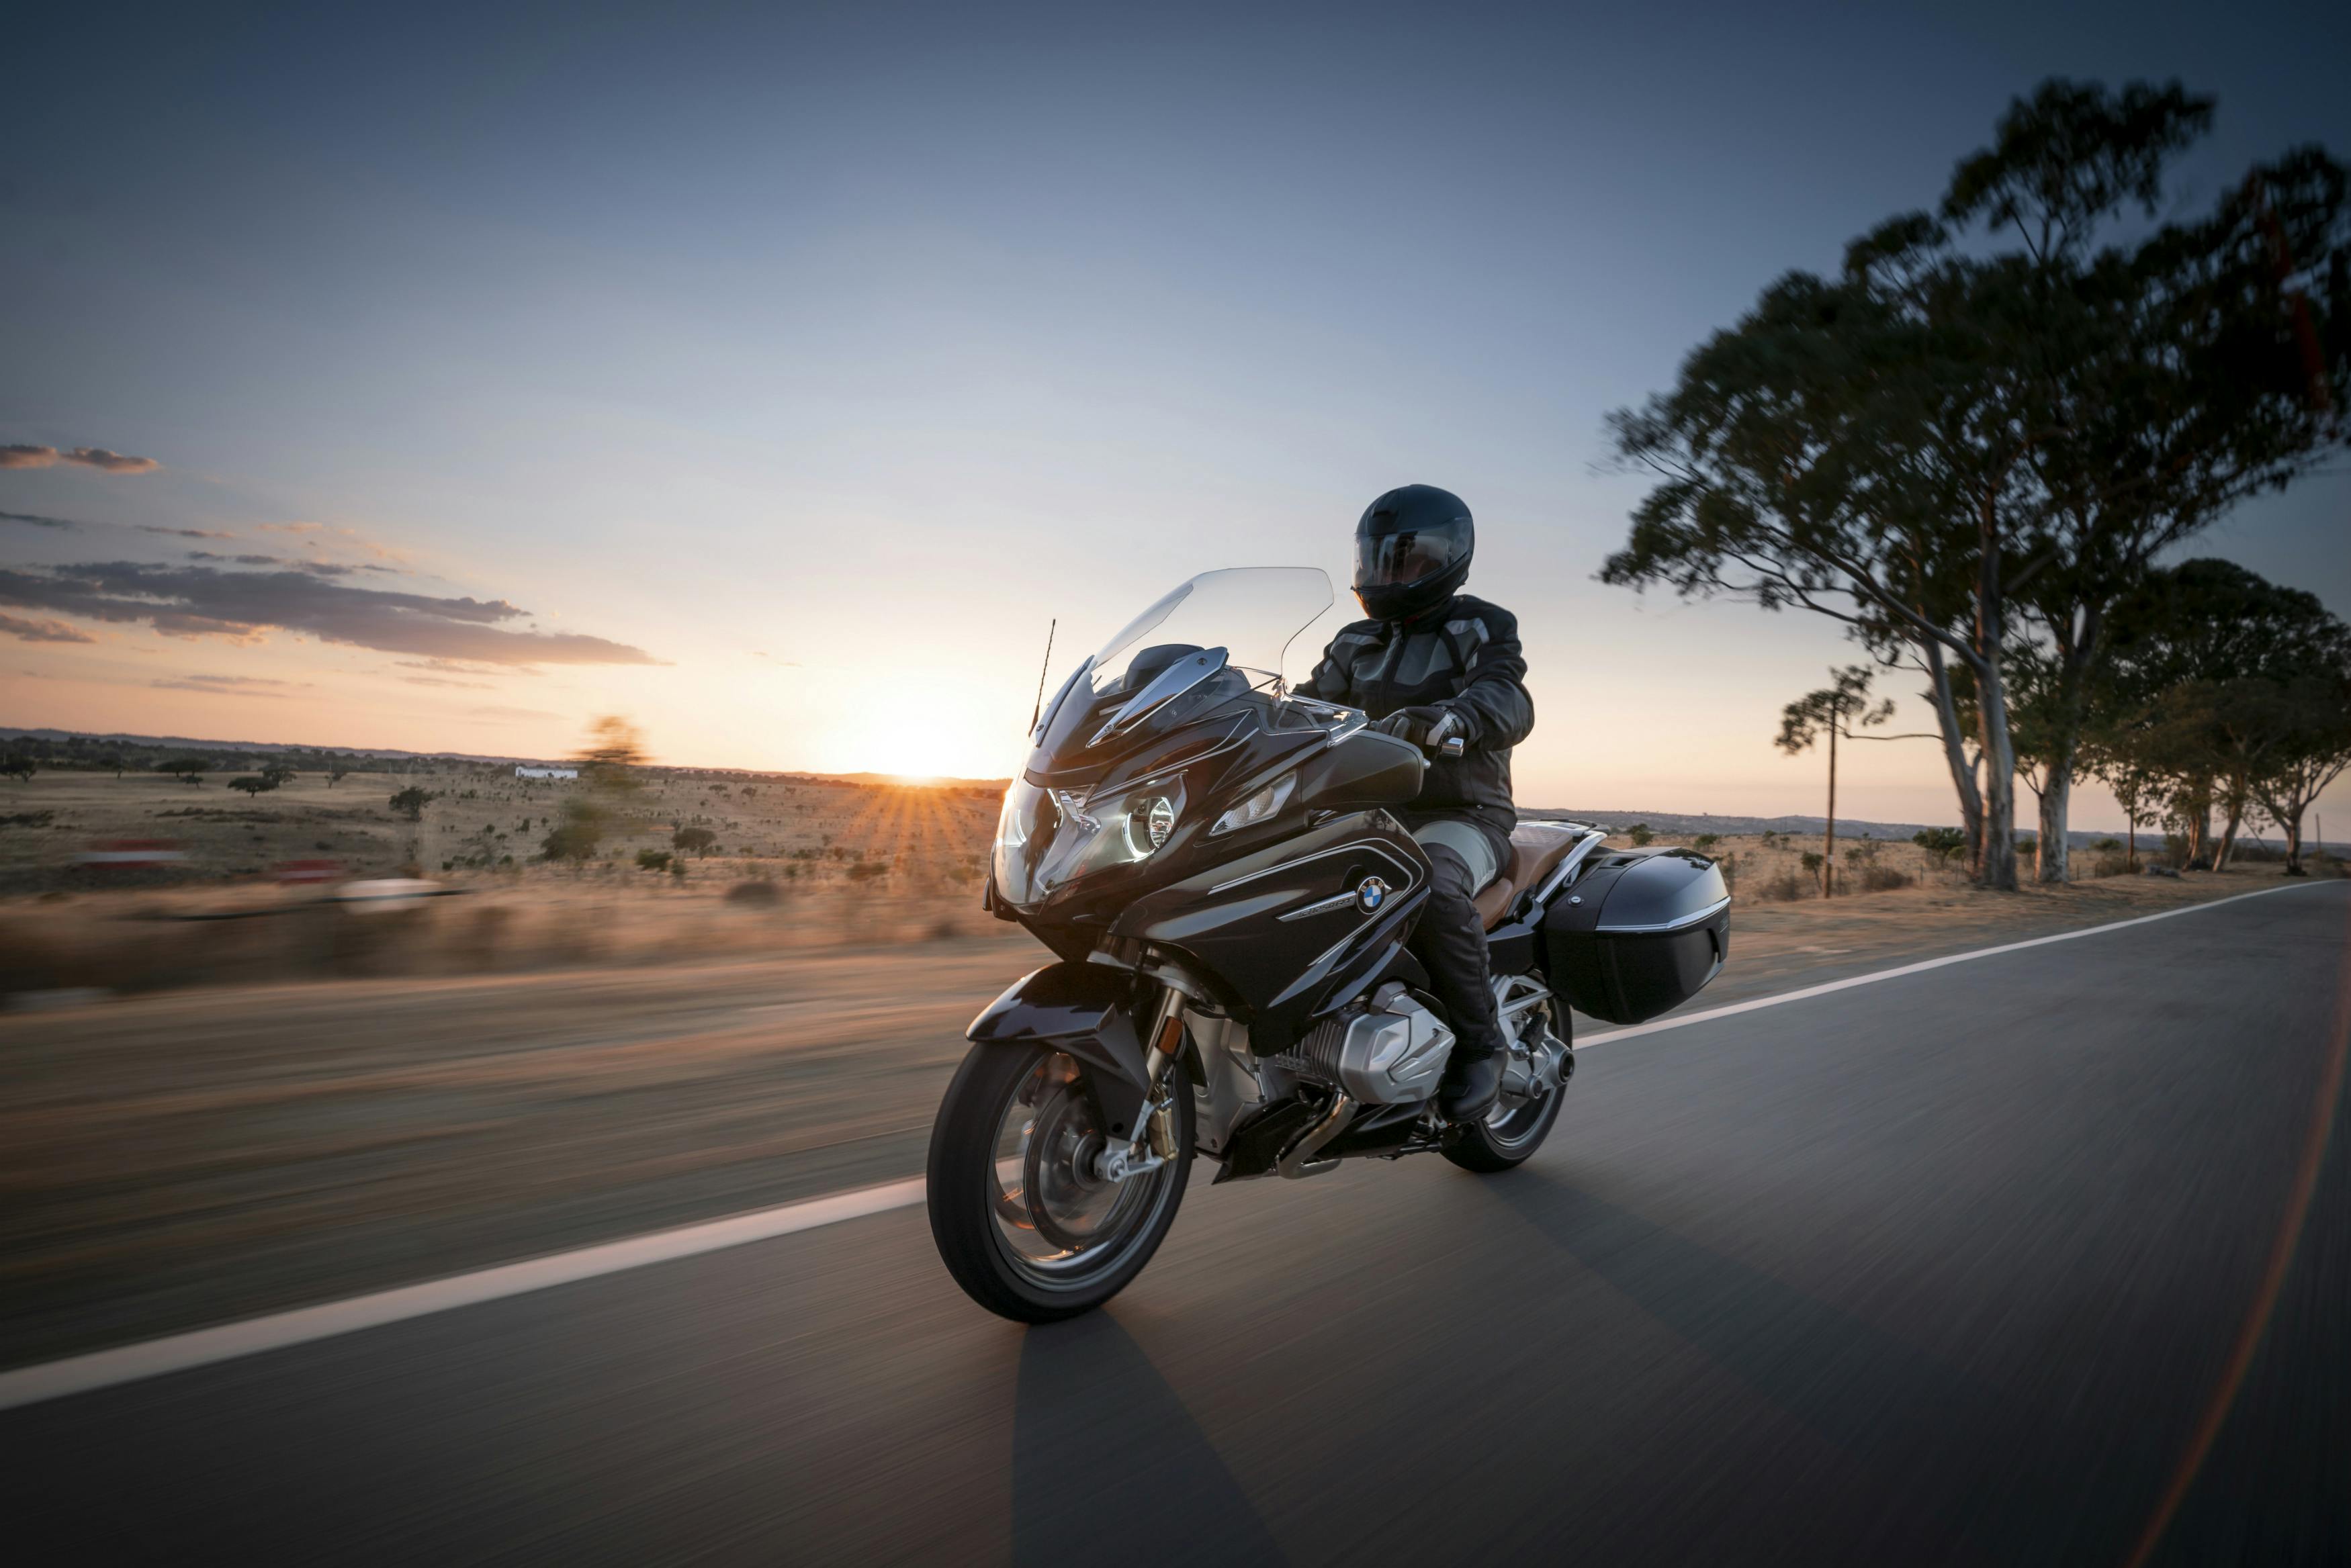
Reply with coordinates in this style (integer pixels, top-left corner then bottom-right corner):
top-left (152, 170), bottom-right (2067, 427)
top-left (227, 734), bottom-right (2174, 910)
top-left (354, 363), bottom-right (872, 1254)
top-left (1354, 521), bottom-right (1466, 590)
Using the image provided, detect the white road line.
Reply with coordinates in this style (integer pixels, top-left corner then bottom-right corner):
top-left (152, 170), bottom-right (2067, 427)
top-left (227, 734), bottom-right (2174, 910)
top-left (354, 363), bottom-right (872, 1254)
top-left (1574, 879), bottom-right (2333, 1050)
top-left (0, 878), bottom-right (2333, 1413)
top-left (0, 1179), bottom-right (927, 1414)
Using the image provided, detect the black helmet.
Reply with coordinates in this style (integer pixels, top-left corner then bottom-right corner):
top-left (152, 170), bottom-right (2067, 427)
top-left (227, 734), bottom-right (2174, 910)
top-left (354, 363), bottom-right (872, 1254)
top-left (1353, 483), bottom-right (1473, 622)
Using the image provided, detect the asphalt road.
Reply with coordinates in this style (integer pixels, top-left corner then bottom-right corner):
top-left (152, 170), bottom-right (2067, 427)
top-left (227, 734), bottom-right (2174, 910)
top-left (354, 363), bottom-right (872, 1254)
top-left (5, 882), bottom-right (2346, 1566)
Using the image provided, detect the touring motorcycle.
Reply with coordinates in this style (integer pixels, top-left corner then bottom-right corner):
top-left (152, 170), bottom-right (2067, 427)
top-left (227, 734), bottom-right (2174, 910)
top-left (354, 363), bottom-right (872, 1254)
top-left (928, 568), bottom-right (1730, 1321)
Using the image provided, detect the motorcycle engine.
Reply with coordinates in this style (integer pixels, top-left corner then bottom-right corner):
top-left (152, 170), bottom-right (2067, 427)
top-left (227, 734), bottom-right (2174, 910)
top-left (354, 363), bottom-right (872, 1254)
top-left (1276, 982), bottom-right (1455, 1104)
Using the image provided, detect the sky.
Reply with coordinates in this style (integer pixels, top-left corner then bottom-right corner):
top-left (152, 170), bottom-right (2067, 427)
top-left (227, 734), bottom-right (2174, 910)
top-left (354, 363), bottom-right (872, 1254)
top-left (3, 0), bottom-right (2346, 827)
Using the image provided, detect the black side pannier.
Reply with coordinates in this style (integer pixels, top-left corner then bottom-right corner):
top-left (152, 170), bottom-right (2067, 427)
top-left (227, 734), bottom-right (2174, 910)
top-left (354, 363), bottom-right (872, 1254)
top-left (1542, 848), bottom-right (1730, 1025)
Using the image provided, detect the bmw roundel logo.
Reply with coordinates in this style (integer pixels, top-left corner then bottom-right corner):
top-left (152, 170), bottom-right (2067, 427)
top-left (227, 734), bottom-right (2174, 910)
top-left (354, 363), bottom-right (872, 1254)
top-left (1356, 876), bottom-right (1390, 913)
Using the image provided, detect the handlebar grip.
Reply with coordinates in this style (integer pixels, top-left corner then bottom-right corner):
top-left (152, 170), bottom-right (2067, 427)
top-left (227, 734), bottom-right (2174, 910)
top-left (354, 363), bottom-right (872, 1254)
top-left (1437, 735), bottom-right (1465, 759)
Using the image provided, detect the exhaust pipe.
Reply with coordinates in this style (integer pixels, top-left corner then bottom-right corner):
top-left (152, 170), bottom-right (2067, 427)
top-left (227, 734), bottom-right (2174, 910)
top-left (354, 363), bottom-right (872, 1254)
top-left (1277, 1093), bottom-right (1358, 1180)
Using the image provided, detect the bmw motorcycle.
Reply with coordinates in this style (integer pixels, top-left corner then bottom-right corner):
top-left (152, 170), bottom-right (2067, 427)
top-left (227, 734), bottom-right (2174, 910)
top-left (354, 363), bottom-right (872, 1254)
top-left (928, 568), bottom-right (1730, 1322)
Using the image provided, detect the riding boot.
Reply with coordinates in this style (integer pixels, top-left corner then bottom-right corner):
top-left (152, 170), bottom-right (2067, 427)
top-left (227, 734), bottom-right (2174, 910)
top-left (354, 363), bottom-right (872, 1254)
top-left (1408, 843), bottom-right (1509, 1122)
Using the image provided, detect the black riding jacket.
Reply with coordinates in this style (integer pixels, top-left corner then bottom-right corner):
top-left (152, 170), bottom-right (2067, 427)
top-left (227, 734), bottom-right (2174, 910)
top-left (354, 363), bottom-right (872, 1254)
top-left (1304, 593), bottom-right (1535, 860)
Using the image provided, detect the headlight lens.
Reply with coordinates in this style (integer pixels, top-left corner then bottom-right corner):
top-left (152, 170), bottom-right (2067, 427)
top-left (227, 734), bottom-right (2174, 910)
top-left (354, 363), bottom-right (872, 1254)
top-left (1210, 770), bottom-right (1294, 836)
top-left (992, 776), bottom-right (1185, 907)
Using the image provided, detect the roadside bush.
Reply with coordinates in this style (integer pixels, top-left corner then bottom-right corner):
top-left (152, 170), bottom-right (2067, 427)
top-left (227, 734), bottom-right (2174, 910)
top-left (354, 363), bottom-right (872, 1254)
top-left (636, 849), bottom-right (672, 872)
top-left (1912, 827), bottom-right (1966, 863)
top-left (1755, 870), bottom-right (1808, 903)
top-left (1627, 823), bottom-right (1654, 847)
top-left (1692, 833), bottom-right (1720, 851)
top-left (725, 879), bottom-right (781, 905)
top-left (1857, 864), bottom-right (1910, 892)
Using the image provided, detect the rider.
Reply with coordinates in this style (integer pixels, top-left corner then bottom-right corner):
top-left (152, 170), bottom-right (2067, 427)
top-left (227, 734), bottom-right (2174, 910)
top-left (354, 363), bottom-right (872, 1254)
top-left (1306, 484), bottom-right (1534, 1122)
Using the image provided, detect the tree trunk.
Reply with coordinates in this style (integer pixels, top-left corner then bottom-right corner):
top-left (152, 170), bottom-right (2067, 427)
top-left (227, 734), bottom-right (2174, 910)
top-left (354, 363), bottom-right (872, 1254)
top-left (2037, 747), bottom-right (2072, 884)
top-left (1824, 721), bottom-right (1838, 898)
top-left (1974, 655), bottom-right (2020, 892)
top-left (1923, 643), bottom-right (1986, 878)
top-left (2213, 798), bottom-right (2244, 872)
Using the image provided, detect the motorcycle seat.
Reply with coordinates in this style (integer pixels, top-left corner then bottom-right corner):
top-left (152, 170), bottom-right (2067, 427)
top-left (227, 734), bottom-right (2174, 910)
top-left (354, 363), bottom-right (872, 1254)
top-left (1474, 876), bottom-right (1517, 930)
top-left (1481, 823), bottom-right (1585, 929)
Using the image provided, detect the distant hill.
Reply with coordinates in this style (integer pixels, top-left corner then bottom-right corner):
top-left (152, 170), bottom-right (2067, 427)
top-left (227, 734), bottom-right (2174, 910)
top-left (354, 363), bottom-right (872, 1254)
top-left (8, 726), bottom-right (2319, 851)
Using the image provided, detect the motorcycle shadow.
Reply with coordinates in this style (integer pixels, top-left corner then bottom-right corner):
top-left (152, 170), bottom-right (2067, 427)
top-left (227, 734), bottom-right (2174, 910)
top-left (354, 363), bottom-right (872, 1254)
top-left (1012, 1311), bottom-right (1285, 1568)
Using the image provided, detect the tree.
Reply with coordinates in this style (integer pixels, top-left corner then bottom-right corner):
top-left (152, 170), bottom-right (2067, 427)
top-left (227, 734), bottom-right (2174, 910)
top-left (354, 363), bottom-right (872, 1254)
top-left (228, 776), bottom-right (275, 797)
top-left (326, 762), bottom-right (351, 788)
top-left (672, 825), bottom-right (717, 858)
top-left (1, 753), bottom-right (34, 783)
top-left (2102, 559), bottom-right (2350, 868)
top-left (2078, 719), bottom-right (2162, 870)
top-left (1775, 665), bottom-right (1894, 895)
top-left (2250, 674), bottom-right (2351, 874)
top-left (260, 761), bottom-right (297, 788)
top-left (161, 756), bottom-right (208, 785)
top-left (1603, 79), bottom-right (2349, 892)
top-left (388, 786), bottom-right (438, 823)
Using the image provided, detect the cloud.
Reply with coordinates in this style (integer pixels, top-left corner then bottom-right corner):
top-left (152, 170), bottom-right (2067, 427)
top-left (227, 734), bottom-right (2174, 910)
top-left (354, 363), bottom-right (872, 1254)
top-left (2, 509), bottom-right (79, 529)
top-left (140, 525), bottom-right (238, 540)
top-left (400, 674), bottom-right (494, 689)
top-left (187, 550), bottom-right (357, 576)
top-left (468, 704), bottom-right (560, 721)
top-left (0, 613), bottom-right (94, 643)
top-left (0, 561), bottom-right (662, 667)
top-left (150, 673), bottom-right (300, 696)
top-left (0, 444), bottom-right (160, 473)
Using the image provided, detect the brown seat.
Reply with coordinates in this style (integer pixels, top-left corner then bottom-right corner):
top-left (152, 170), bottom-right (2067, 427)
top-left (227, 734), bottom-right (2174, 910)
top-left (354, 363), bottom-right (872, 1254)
top-left (1474, 823), bottom-right (1586, 930)
top-left (1473, 876), bottom-right (1517, 931)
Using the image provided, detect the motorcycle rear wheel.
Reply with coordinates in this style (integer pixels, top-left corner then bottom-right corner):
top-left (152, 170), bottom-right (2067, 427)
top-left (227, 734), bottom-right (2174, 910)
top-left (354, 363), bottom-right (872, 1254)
top-left (926, 1040), bottom-right (1192, 1323)
top-left (1444, 1017), bottom-right (1570, 1174)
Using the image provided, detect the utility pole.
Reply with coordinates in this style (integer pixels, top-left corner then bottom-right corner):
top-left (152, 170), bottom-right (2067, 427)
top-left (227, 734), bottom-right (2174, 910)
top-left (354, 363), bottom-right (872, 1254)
top-left (1824, 718), bottom-right (1837, 898)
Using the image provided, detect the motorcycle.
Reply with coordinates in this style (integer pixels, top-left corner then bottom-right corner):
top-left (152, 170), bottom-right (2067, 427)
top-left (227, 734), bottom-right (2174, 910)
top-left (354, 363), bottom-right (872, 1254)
top-left (927, 567), bottom-right (1730, 1321)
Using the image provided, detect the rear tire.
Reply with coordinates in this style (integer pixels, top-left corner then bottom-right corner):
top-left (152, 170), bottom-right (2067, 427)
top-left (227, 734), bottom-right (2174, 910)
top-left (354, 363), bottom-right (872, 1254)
top-left (926, 1040), bottom-right (1192, 1323)
top-left (1444, 1005), bottom-right (1569, 1174)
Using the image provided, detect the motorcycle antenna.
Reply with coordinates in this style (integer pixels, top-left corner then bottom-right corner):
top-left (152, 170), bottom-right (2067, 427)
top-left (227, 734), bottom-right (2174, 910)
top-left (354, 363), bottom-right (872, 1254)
top-left (1027, 618), bottom-right (1057, 732)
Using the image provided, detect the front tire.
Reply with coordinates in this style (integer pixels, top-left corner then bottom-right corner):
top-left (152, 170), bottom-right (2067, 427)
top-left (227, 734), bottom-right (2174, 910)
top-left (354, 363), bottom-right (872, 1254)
top-left (926, 1041), bottom-right (1192, 1322)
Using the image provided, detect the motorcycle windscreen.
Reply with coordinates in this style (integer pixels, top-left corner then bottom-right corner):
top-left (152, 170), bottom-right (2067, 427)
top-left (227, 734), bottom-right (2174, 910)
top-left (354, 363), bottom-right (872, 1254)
top-left (1031, 568), bottom-right (1333, 768)
top-left (996, 567), bottom-right (1335, 911)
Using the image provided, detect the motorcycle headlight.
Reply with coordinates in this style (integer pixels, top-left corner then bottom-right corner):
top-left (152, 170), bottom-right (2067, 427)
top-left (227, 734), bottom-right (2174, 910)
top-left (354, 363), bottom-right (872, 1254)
top-left (992, 776), bottom-right (1185, 906)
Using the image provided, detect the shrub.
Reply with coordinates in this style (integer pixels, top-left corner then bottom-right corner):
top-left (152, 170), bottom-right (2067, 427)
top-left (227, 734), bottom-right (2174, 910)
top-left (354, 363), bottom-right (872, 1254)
top-left (847, 860), bottom-right (889, 882)
top-left (725, 879), bottom-right (781, 905)
top-left (1912, 827), bottom-right (1966, 862)
top-left (1626, 823), bottom-right (1654, 847)
top-left (1757, 870), bottom-right (1808, 902)
top-left (636, 849), bottom-right (672, 872)
top-left (388, 786), bottom-right (439, 823)
top-left (228, 776), bottom-right (275, 796)
top-left (1692, 833), bottom-right (1720, 851)
top-left (1858, 864), bottom-right (1910, 892)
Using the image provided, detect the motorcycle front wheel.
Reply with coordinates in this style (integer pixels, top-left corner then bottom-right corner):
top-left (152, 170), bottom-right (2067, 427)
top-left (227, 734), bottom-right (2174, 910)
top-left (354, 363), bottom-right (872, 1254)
top-left (926, 1041), bottom-right (1192, 1323)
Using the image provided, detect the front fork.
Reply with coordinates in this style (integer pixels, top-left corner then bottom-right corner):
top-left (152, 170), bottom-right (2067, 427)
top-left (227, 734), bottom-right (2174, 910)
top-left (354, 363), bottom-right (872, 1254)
top-left (1094, 986), bottom-right (1184, 1184)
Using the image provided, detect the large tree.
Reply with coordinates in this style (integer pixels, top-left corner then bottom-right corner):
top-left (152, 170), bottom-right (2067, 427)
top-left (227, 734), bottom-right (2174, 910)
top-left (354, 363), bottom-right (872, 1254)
top-left (2102, 559), bottom-right (2351, 868)
top-left (1603, 80), bottom-right (2348, 890)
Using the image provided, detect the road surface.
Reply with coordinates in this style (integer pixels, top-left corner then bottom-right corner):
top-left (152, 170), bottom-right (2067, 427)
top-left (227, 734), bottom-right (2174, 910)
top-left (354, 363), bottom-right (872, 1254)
top-left (5, 882), bottom-right (2346, 1565)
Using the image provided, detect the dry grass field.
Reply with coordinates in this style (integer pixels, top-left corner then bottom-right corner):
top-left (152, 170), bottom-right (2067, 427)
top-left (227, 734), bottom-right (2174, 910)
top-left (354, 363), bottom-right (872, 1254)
top-left (0, 756), bottom-right (2315, 1000)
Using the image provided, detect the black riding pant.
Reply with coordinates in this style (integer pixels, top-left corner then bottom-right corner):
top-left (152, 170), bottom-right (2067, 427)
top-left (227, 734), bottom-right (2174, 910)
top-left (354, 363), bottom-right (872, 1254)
top-left (1407, 843), bottom-right (1506, 1061)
